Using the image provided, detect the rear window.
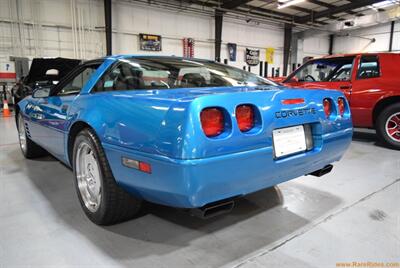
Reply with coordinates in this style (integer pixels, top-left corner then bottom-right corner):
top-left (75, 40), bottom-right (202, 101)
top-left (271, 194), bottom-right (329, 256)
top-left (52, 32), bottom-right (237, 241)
top-left (93, 57), bottom-right (276, 92)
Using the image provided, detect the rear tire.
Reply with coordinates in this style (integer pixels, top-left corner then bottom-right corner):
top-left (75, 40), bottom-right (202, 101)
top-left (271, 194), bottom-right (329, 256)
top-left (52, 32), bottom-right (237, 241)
top-left (17, 113), bottom-right (47, 158)
top-left (72, 128), bottom-right (142, 225)
top-left (376, 103), bottom-right (400, 150)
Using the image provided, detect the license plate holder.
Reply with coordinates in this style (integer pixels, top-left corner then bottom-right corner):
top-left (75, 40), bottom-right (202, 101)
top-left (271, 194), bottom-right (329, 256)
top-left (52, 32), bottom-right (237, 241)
top-left (273, 125), bottom-right (307, 158)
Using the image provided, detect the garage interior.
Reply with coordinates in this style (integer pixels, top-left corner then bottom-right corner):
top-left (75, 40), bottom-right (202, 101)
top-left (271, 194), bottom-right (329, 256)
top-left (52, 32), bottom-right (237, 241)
top-left (1, 0), bottom-right (400, 267)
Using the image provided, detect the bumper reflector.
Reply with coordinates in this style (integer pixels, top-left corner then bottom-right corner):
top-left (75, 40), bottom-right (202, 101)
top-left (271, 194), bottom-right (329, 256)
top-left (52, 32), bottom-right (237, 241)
top-left (139, 162), bottom-right (152, 174)
top-left (122, 157), bottom-right (152, 174)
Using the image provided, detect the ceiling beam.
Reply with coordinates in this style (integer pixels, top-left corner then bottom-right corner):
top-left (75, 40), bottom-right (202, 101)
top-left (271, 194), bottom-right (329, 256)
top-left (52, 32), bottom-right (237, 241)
top-left (241, 4), bottom-right (298, 19)
top-left (307, 0), bottom-right (358, 15)
top-left (295, 0), bottom-right (384, 24)
top-left (221, 0), bottom-right (253, 9)
top-left (181, 0), bottom-right (327, 26)
top-left (287, 5), bottom-right (339, 20)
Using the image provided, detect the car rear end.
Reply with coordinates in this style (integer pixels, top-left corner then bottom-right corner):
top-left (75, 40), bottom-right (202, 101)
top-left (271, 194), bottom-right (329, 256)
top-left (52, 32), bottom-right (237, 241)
top-left (103, 87), bottom-right (352, 211)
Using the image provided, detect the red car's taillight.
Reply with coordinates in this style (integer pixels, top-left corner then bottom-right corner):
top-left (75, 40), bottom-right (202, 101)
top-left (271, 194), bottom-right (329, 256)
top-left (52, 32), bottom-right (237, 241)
top-left (200, 108), bottom-right (224, 137)
top-left (236, 104), bottom-right (254, 132)
top-left (323, 98), bottom-right (332, 118)
top-left (338, 97), bottom-right (345, 116)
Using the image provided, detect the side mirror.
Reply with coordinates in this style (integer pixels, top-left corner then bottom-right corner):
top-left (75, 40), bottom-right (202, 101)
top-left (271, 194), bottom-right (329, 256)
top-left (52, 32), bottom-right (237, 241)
top-left (32, 87), bottom-right (51, 98)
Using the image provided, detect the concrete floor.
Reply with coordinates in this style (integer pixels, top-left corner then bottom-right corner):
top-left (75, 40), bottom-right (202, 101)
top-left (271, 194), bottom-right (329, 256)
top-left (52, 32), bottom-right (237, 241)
top-left (0, 115), bottom-right (399, 268)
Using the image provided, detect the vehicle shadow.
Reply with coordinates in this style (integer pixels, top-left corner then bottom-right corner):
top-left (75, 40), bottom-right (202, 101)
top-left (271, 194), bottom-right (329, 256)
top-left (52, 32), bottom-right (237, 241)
top-left (352, 130), bottom-right (378, 144)
top-left (10, 148), bottom-right (343, 267)
top-left (352, 129), bottom-right (391, 150)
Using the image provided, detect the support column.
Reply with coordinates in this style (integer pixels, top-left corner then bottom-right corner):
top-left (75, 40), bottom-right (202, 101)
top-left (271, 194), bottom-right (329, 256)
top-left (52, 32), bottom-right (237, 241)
top-left (104, 0), bottom-right (112, 56)
top-left (389, 21), bottom-right (395, 52)
top-left (215, 10), bottom-right (223, 62)
top-left (329, 34), bottom-right (334, 55)
top-left (290, 33), bottom-right (299, 70)
top-left (283, 23), bottom-right (292, 76)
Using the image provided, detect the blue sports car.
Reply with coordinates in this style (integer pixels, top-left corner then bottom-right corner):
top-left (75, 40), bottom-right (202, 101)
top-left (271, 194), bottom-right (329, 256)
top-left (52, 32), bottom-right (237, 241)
top-left (16, 55), bottom-right (353, 225)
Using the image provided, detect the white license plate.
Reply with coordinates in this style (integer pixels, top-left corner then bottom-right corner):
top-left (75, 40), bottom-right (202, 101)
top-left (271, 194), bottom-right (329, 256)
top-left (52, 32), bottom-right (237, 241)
top-left (273, 125), bottom-right (307, 158)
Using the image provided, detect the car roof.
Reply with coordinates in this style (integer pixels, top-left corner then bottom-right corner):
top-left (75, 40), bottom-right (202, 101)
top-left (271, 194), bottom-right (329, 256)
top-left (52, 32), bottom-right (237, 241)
top-left (320, 52), bottom-right (399, 59)
top-left (98, 54), bottom-right (216, 63)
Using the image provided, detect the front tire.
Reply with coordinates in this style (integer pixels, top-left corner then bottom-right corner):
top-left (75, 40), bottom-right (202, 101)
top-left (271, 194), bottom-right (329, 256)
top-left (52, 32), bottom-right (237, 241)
top-left (376, 103), bottom-right (400, 150)
top-left (17, 113), bottom-right (47, 158)
top-left (72, 128), bottom-right (142, 225)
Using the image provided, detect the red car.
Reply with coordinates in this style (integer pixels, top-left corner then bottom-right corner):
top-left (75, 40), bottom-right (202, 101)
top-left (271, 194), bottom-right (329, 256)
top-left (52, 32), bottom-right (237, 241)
top-left (281, 53), bottom-right (400, 150)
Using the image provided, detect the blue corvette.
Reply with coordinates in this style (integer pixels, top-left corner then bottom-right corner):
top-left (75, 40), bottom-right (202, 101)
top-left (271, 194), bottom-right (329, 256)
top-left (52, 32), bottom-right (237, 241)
top-left (16, 55), bottom-right (352, 225)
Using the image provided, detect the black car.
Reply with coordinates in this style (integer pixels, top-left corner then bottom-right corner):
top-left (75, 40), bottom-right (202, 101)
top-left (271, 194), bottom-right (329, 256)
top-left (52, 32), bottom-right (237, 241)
top-left (12, 57), bottom-right (81, 104)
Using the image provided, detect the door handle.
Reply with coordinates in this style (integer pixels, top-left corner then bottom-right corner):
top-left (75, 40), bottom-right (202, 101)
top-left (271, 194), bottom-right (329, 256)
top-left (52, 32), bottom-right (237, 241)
top-left (340, 85), bottom-right (351, 90)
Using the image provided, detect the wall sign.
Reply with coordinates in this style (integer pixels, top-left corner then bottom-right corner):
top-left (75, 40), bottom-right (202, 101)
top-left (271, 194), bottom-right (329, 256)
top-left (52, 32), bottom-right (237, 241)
top-left (227, 43), bottom-right (237, 61)
top-left (245, 49), bottom-right (260, 66)
top-left (183, 38), bottom-right (195, 58)
top-left (139, 33), bottom-right (162, 51)
top-left (265, 47), bottom-right (275, 64)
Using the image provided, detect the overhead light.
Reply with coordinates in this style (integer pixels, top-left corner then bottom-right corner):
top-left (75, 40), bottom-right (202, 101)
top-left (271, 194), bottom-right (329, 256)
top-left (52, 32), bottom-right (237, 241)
top-left (278, 0), bottom-right (306, 9)
top-left (368, 0), bottom-right (400, 11)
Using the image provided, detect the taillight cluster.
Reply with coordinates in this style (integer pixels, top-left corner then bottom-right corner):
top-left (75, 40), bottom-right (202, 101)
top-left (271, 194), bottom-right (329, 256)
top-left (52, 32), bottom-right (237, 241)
top-left (337, 97), bottom-right (345, 116)
top-left (200, 105), bottom-right (256, 137)
top-left (236, 105), bottom-right (255, 132)
top-left (323, 97), bottom-right (346, 118)
top-left (200, 108), bottom-right (224, 137)
top-left (323, 98), bottom-right (332, 118)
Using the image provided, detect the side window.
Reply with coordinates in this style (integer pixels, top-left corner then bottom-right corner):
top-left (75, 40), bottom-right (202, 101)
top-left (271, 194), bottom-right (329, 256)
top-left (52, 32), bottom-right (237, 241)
top-left (94, 62), bottom-right (145, 92)
top-left (357, 56), bottom-right (380, 79)
top-left (58, 66), bottom-right (98, 96)
top-left (330, 63), bottom-right (352, 82)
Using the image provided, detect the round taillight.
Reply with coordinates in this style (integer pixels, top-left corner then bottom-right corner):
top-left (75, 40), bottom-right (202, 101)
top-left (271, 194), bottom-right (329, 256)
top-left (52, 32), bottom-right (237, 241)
top-left (200, 108), bottom-right (224, 137)
top-left (236, 104), bottom-right (255, 132)
top-left (323, 98), bottom-right (332, 118)
top-left (338, 97), bottom-right (345, 116)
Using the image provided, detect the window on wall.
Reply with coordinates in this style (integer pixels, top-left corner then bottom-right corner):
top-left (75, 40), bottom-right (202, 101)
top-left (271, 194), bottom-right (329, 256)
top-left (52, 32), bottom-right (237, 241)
top-left (357, 55), bottom-right (380, 79)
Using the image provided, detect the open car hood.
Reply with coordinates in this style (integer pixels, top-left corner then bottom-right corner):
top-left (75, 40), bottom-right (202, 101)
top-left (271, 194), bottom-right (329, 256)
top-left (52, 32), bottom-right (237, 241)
top-left (24, 57), bottom-right (81, 85)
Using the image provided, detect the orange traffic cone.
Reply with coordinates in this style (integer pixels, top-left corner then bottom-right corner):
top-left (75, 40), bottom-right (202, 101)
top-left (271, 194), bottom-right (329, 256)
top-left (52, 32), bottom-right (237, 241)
top-left (2, 99), bottom-right (11, 117)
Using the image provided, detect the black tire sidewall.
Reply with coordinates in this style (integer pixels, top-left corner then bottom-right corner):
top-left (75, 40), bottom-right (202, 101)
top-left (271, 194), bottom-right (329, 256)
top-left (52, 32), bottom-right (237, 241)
top-left (72, 129), bottom-right (108, 224)
top-left (376, 103), bottom-right (400, 150)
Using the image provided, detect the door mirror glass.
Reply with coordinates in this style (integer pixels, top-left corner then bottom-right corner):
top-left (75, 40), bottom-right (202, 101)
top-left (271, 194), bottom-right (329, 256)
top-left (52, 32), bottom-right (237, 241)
top-left (32, 86), bottom-right (51, 98)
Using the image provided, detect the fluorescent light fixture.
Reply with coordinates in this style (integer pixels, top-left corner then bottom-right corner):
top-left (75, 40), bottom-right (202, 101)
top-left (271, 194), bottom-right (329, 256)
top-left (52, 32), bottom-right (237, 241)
top-left (369, 0), bottom-right (400, 10)
top-left (278, 0), bottom-right (306, 9)
top-left (373, 0), bottom-right (399, 8)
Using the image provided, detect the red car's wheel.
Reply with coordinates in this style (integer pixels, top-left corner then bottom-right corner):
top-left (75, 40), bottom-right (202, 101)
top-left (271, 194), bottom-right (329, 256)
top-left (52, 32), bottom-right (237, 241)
top-left (376, 103), bottom-right (400, 150)
top-left (385, 112), bottom-right (400, 142)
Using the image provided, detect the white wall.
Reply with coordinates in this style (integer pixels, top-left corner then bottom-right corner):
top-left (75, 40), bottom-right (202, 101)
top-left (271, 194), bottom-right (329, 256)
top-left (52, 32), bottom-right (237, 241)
top-left (8, 0), bottom-right (390, 77)
top-left (333, 21), bottom-right (400, 54)
top-left (0, 0), bottom-right (293, 76)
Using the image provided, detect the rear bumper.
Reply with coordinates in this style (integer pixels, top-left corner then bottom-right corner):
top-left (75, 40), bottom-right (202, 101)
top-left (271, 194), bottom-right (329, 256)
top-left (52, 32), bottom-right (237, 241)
top-left (103, 127), bottom-right (352, 208)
